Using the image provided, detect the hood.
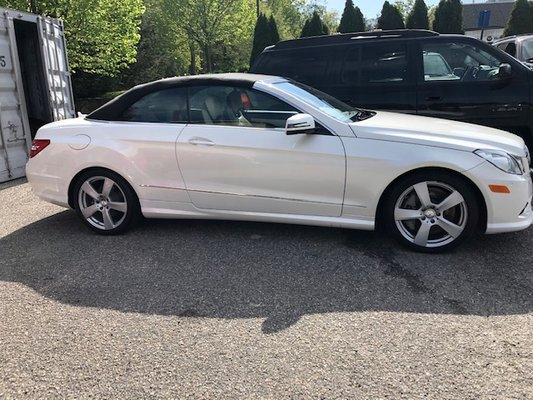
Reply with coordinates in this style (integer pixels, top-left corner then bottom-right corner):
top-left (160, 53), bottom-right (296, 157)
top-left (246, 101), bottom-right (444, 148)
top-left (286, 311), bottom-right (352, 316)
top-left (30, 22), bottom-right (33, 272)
top-left (351, 111), bottom-right (527, 157)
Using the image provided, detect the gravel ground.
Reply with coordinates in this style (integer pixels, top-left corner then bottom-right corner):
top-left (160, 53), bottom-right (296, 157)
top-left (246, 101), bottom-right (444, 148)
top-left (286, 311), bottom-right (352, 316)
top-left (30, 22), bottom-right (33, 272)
top-left (0, 179), bottom-right (532, 399)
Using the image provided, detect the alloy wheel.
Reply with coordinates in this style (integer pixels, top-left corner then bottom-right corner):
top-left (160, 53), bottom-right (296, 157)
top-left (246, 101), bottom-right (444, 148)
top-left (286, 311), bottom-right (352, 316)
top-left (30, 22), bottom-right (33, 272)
top-left (393, 181), bottom-right (468, 248)
top-left (77, 176), bottom-right (128, 231)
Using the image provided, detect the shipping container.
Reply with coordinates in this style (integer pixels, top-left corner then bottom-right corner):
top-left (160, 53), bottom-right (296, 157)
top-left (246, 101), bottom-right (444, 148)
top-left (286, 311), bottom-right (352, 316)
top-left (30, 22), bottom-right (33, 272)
top-left (0, 7), bottom-right (75, 184)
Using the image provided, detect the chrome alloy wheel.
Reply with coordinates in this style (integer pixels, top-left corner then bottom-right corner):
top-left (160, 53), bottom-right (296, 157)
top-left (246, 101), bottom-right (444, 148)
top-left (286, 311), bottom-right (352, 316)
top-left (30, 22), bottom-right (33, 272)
top-left (77, 176), bottom-right (128, 230)
top-left (393, 181), bottom-right (468, 248)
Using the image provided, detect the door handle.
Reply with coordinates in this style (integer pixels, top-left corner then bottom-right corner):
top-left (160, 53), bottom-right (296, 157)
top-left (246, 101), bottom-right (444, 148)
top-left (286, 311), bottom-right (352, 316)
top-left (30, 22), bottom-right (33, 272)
top-left (188, 137), bottom-right (215, 146)
top-left (425, 95), bottom-right (442, 101)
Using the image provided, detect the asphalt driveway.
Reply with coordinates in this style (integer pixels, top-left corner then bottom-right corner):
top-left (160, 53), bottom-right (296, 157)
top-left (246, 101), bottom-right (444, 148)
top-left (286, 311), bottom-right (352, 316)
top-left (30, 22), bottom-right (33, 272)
top-left (1, 179), bottom-right (532, 398)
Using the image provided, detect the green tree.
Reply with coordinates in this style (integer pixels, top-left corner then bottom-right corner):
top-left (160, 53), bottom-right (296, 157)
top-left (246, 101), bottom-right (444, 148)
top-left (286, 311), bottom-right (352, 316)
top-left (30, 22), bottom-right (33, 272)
top-left (0, 0), bottom-right (145, 76)
top-left (377, 1), bottom-right (405, 30)
top-left (406, 0), bottom-right (429, 29)
top-left (181, 0), bottom-right (255, 72)
top-left (300, 10), bottom-right (329, 37)
top-left (250, 14), bottom-right (270, 65)
top-left (338, 0), bottom-right (365, 33)
top-left (394, 0), bottom-right (415, 19)
top-left (268, 15), bottom-right (281, 45)
top-left (123, 0), bottom-right (191, 86)
top-left (261, 0), bottom-right (309, 39)
top-left (432, 0), bottom-right (463, 34)
top-left (504, 0), bottom-right (533, 37)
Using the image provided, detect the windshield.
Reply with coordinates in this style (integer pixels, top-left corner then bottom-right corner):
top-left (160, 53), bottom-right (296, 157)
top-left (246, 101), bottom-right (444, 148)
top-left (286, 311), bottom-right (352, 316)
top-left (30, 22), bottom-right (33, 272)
top-left (275, 81), bottom-right (365, 123)
top-left (523, 38), bottom-right (533, 61)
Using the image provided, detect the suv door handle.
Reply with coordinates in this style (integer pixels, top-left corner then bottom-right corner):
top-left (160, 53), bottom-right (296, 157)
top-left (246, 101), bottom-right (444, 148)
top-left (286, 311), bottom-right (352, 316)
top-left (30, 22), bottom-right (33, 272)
top-left (425, 95), bottom-right (442, 101)
top-left (188, 137), bottom-right (215, 146)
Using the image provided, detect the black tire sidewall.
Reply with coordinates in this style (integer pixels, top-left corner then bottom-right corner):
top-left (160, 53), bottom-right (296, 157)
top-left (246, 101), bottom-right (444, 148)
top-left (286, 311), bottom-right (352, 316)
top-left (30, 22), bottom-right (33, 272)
top-left (384, 171), bottom-right (479, 253)
top-left (73, 169), bottom-right (140, 235)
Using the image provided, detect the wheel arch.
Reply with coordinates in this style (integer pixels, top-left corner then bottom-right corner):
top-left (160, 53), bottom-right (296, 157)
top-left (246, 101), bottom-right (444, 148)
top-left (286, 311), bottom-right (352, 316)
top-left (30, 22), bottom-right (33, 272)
top-left (375, 167), bottom-right (488, 233)
top-left (67, 166), bottom-right (140, 209)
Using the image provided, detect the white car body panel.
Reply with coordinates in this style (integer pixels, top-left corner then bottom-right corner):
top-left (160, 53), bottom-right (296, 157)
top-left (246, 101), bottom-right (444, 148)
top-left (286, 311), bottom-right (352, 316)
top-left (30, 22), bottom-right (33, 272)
top-left (26, 74), bottom-right (533, 238)
top-left (176, 124), bottom-right (345, 216)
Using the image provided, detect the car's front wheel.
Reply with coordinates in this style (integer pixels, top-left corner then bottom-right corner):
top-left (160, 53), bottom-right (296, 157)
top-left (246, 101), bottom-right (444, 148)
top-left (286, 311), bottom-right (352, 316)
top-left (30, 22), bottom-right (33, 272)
top-left (384, 171), bottom-right (479, 252)
top-left (73, 169), bottom-right (140, 235)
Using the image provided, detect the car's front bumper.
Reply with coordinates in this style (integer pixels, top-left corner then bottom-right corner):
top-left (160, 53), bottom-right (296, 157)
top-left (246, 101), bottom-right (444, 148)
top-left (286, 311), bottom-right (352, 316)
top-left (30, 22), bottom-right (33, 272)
top-left (465, 162), bottom-right (533, 234)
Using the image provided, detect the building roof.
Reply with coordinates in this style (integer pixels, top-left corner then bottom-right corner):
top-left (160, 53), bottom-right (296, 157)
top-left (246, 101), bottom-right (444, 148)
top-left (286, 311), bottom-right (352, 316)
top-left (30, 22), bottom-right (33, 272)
top-left (463, 1), bottom-right (515, 30)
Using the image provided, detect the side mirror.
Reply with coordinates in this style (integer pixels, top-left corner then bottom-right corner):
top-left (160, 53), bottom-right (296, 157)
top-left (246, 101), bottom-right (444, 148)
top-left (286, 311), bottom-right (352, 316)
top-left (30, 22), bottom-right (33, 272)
top-left (498, 63), bottom-right (512, 79)
top-left (285, 113), bottom-right (315, 135)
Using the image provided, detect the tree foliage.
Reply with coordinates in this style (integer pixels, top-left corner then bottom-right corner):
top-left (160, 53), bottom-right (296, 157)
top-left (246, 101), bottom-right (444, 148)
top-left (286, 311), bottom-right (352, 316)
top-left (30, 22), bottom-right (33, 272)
top-left (250, 13), bottom-right (280, 66)
top-left (432, 0), bottom-right (463, 34)
top-left (0, 0), bottom-right (145, 76)
top-left (269, 15), bottom-right (281, 45)
top-left (180, 0), bottom-right (255, 73)
top-left (394, 0), bottom-right (415, 19)
top-left (377, 1), bottom-right (405, 30)
top-left (406, 0), bottom-right (429, 29)
top-left (301, 11), bottom-right (329, 37)
top-left (124, 0), bottom-right (191, 86)
top-left (338, 0), bottom-right (365, 33)
top-left (504, 0), bottom-right (533, 37)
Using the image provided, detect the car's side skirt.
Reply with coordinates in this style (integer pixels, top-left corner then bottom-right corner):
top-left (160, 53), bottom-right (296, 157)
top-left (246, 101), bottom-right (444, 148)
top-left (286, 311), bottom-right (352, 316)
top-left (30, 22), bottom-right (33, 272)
top-left (140, 199), bottom-right (375, 230)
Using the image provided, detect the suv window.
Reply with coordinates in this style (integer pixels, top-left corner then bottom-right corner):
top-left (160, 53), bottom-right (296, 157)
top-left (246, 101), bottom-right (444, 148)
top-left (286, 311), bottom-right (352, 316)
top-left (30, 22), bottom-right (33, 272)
top-left (343, 43), bottom-right (409, 84)
top-left (255, 50), bottom-right (330, 87)
top-left (188, 86), bottom-right (298, 128)
top-left (423, 52), bottom-right (459, 81)
top-left (422, 42), bottom-right (504, 81)
top-left (119, 87), bottom-right (188, 123)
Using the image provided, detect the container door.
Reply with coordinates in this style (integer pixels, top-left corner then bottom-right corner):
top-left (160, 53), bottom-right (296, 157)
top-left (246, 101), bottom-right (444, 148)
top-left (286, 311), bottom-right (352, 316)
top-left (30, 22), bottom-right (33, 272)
top-left (37, 16), bottom-right (75, 121)
top-left (0, 15), bottom-right (32, 183)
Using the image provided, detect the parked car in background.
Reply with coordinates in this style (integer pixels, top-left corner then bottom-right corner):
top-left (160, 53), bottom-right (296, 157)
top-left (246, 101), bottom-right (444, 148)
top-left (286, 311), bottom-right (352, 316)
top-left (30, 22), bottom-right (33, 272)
top-left (26, 73), bottom-right (532, 252)
top-left (250, 30), bottom-right (533, 152)
top-left (493, 34), bottom-right (533, 67)
top-left (493, 34), bottom-right (533, 63)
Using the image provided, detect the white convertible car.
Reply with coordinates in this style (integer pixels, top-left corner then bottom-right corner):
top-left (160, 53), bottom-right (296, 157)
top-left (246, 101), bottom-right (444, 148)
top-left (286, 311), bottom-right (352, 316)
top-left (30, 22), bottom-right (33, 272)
top-left (26, 73), bottom-right (532, 252)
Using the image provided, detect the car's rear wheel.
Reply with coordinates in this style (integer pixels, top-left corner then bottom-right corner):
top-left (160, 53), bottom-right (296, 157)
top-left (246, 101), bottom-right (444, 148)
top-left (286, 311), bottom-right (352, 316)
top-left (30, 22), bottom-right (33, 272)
top-left (384, 171), bottom-right (479, 252)
top-left (73, 169), bottom-right (140, 234)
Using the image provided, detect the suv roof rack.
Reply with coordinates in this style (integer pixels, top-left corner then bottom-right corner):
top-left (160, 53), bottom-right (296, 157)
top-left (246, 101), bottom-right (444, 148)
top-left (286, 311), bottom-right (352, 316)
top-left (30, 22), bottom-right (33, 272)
top-left (273, 29), bottom-right (439, 50)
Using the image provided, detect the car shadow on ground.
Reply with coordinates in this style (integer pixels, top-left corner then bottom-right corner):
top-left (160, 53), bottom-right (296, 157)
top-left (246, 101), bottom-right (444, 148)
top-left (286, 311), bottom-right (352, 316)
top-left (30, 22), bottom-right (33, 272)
top-left (1, 210), bottom-right (532, 333)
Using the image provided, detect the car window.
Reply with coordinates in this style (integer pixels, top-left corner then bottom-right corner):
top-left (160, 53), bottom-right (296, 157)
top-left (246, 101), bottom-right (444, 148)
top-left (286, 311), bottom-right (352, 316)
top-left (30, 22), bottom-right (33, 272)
top-left (188, 86), bottom-right (299, 129)
top-left (422, 42), bottom-right (504, 82)
top-left (342, 43), bottom-right (409, 84)
top-left (423, 52), bottom-right (460, 81)
top-left (502, 42), bottom-right (517, 58)
top-left (523, 38), bottom-right (533, 61)
top-left (119, 87), bottom-right (188, 123)
top-left (496, 42), bottom-right (508, 52)
top-left (253, 50), bottom-right (330, 87)
top-left (276, 81), bottom-right (362, 123)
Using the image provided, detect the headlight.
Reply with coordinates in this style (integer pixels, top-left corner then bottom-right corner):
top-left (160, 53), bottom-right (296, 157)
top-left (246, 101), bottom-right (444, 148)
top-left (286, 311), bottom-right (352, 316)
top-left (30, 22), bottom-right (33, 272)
top-left (474, 149), bottom-right (524, 175)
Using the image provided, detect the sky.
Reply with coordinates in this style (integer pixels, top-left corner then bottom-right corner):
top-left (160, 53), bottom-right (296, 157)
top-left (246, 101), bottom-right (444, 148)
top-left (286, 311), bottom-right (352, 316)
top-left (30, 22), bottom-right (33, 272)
top-left (327, 0), bottom-right (441, 19)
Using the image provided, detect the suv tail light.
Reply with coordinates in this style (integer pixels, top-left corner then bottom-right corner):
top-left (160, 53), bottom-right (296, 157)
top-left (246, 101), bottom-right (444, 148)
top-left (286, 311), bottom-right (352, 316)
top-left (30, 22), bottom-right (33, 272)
top-left (30, 139), bottom-right (50, 158)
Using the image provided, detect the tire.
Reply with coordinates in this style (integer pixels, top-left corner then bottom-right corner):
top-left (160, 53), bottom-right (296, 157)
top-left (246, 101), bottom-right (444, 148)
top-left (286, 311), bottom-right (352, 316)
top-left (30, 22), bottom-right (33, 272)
top-left (73, 169), bottom-right (141, 235)
top-left (383, 171), bottom-right (479, 253)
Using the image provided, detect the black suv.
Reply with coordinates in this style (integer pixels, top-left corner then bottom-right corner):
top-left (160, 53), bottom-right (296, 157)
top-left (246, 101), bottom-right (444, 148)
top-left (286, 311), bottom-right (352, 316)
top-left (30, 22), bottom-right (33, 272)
top-left (250, 30), bottom-right (533, 148)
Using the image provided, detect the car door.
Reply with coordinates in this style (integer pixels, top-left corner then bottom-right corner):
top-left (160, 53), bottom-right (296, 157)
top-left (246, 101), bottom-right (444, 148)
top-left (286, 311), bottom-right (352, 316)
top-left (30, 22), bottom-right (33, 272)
top-left (415, 38), bottom-right (531, 135)
top-left (330, 41), bottom-right (417, 114)
top-left (175, 85), bottom-right (346, 217)
top-left (110, 87), bottom-right (189, 202)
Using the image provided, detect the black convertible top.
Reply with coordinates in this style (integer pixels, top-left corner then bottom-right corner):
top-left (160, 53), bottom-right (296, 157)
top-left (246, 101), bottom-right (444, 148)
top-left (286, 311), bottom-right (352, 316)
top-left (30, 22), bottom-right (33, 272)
top-left (87, 73), bottom-right (281, 121)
